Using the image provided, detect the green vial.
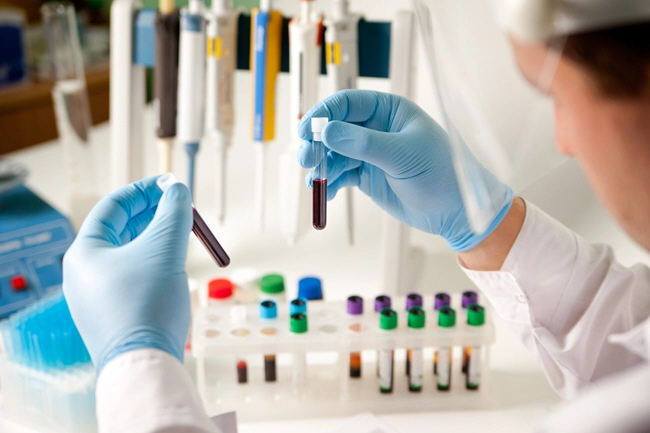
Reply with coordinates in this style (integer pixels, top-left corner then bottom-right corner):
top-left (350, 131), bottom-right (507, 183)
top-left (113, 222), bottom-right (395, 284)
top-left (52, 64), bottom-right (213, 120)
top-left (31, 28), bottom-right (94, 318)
top-left (435, 306), bottom-right (456, 391)
top-left (466, 304), bottom-right (485, 390)
top-left (260, 273), bottom-right (285, 303)
top-left (378, 309), bottom-right (398, 393)
top-left (407, 307), bottom-right (425, 392)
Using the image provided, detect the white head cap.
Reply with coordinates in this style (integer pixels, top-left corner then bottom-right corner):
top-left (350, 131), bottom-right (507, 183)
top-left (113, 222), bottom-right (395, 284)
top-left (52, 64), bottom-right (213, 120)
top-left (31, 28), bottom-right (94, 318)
top-left (156, 172), bottom-right (180, 192)
top-left (495, 0), bottom-right (650, 43)
top-left (311, 117), bottom-right (329, 141)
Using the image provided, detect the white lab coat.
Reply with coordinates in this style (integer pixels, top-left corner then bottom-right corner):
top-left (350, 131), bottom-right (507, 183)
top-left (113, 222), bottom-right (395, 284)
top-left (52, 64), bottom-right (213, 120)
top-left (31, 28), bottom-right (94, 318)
top-left (96, 200), bottom-right (650, 433)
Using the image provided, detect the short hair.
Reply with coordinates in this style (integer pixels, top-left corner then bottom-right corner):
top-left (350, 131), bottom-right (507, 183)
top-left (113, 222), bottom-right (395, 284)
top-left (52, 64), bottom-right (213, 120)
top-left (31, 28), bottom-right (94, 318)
top-left (550, 22), bottom-right (650, 98)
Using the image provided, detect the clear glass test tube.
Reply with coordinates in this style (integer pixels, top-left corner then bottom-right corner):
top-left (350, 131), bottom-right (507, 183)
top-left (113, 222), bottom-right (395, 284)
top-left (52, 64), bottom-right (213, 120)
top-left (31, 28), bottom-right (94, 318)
top-left (347, 295), bottom-right (363, 378)
top-left (311, 117), bottom-right (329, 230)
top-left (41, 1), bottom-right (98, 228)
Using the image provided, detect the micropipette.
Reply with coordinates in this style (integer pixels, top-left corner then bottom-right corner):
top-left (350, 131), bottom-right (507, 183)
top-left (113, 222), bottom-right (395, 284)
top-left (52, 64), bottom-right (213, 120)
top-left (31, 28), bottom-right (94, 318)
top-left (205, 0), bottom-right (239, 224)
top-left (177, 0), bottom-right (206, 197)
top-left (157, 173), bottom-right (230, 267)
top-left (311, 117), bottom-right (329, 230)
top-left (250, 0), bottom-right (282, 230)
top-left (154, 0), bottom-right (180, 174)
top-left (325, 0), bottom-right (361, 244)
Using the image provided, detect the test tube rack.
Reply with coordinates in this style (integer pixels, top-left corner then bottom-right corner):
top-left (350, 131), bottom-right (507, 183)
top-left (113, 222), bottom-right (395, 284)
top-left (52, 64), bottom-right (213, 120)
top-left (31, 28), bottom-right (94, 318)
top-left (191, 295), bottom-right (495, 421)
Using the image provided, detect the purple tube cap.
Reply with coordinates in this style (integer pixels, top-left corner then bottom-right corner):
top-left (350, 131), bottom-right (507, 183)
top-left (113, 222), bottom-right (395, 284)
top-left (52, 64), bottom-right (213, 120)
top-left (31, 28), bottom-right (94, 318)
top-left (461, 290), bottom-right (479, 308)
top-left (405, 293), bottom-right (423, 311)
top-left (434, 292), bottom-right (451, 310)
top-left (374, 295), bottom-right (391, 312)
top-left (347, 295), bottom-right (364, 315)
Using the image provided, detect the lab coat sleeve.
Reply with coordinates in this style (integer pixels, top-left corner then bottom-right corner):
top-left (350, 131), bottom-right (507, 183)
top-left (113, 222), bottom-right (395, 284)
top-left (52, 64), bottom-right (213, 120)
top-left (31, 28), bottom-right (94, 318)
top-left (96, 348), bottom-right (220, 433)
top-left (462, 200), bottom-right (650, 399)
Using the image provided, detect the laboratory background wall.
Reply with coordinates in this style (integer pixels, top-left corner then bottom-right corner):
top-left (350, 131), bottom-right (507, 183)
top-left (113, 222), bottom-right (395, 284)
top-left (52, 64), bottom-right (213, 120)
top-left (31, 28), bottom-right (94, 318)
top-left (6, 0), bottom-right (650, 377)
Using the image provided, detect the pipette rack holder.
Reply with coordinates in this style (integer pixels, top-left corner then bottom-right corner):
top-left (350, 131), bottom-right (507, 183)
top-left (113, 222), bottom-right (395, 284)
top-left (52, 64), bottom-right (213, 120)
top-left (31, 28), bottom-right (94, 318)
top-left (192, 296), bottom-right (495, 421)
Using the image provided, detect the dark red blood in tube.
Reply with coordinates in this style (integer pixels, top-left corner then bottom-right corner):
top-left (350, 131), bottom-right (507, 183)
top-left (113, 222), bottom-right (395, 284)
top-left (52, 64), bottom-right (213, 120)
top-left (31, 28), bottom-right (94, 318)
top-left (312, 179), bottom-right (327, 230)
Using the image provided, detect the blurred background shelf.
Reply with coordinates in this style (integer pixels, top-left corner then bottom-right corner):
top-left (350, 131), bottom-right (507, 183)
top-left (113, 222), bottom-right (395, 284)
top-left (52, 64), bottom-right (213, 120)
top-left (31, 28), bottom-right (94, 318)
top-left (0, 66), bottom-right (109, 155)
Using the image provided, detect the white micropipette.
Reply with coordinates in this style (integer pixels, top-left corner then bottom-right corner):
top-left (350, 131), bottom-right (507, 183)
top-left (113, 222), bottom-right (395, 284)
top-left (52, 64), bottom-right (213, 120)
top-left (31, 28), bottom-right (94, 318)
top-left (205, 0), bottom-right (239, 224)
top-left (177, 0), bottom-right (206, 198)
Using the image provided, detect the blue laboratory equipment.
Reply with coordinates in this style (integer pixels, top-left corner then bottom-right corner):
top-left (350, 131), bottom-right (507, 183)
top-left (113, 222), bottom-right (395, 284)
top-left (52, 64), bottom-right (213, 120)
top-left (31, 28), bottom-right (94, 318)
top-left (0, 291), bottom-right (96, 433)
top-left (0, 184), bottom-right (75, 319)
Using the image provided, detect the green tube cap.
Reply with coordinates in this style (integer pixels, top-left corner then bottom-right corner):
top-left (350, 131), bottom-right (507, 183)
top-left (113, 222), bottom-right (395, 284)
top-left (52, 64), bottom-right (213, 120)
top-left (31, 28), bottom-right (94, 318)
top-left (379, 308), bottom-right (398, 330)
top-left (407, 307), bottom-right (425, 329)
top-left (290, 313), bottom-right (308, 333)
top-left (438, 306), bottom-right (456, 328)
top-left (467, 304), bottom-right (485, 326)
top-left (260, 273), bottom-right (285, 294)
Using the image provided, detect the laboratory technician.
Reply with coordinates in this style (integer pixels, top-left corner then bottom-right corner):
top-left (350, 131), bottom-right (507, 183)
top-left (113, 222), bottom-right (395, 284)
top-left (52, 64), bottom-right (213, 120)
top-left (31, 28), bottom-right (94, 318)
top-left (61, 1), bottom-right (650, 432)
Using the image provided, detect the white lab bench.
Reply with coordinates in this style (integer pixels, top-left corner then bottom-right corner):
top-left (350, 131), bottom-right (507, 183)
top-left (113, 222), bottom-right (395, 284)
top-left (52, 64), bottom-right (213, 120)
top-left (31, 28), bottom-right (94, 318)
top-left (2, 72), bottom-right (649, 431)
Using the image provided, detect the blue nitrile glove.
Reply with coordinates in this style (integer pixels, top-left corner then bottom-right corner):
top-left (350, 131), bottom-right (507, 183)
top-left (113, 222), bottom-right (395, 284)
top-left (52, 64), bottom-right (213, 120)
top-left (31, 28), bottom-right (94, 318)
top-left (62, 176), bottom-right (193, 373)
top-left (297, 90), bottom-right (513, 251)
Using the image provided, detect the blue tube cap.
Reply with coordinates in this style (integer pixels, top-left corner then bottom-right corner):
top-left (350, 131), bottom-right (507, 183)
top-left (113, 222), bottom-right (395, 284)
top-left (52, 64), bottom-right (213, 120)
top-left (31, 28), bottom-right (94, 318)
top-left (259, 300), bottom-right (277, 319)
top-left (297, 277), bottom-right (323, 300)
top-left (289, 297), bottom-right (308, 315)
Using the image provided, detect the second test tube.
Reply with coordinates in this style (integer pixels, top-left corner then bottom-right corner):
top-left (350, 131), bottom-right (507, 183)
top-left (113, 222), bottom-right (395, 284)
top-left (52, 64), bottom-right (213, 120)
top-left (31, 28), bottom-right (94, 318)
top-left (311, 117), bottom-right (329, 230)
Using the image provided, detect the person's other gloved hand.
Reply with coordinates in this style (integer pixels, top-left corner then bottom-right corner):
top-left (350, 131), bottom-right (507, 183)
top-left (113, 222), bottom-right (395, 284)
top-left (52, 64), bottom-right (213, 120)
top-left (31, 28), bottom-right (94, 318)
top-left (297, 90), bottom-right (513, 251)
top-left (62, 176), bottom-right (193, 373)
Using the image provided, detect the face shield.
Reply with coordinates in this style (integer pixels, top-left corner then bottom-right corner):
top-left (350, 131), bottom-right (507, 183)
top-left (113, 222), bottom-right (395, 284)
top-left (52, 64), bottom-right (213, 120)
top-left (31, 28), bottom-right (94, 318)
top-left (412, 0), bottom-right (566, 235)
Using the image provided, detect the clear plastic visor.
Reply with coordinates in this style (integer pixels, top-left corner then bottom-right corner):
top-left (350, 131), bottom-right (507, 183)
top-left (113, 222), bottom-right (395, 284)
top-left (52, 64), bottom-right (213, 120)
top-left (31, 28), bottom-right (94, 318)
top-left (412, 0), bottom-right (567, 234)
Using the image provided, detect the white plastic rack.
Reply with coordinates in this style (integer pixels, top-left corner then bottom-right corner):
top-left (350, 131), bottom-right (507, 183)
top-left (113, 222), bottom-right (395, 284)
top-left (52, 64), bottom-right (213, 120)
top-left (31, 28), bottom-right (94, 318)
top-left (191, 295), bottom-right (495, 421)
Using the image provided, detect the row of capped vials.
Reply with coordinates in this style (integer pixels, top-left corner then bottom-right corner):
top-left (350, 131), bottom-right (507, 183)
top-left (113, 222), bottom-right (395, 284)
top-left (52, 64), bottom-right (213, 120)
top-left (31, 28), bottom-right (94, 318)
top-left (214, 290), bottom-right (486, 394)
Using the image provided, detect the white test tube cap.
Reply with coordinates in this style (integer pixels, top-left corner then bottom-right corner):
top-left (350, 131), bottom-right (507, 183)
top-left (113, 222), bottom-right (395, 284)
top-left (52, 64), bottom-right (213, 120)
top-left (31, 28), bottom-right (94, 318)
top-left (311, 117), bottom-right (329, 141)
top-left (157, 172), bottom-right (180, 192)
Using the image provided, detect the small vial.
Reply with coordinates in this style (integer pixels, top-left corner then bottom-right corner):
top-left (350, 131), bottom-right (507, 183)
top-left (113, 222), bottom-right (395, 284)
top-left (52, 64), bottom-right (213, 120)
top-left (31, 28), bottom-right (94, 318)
top-left (289, 297), bottom-right (308, 316)
top-left (259, 300), bottom-right (278, 382)
top-left (237, 360), bottom-right (248, 384)
top-left (466, 304), bottom-right (485, 390)
top-left (207, 278), bottom-right (234, 306)
top-left (311, 117), bottom-right (329, 230)
top-left (434, 292), bottom-right (451, 311)
top-left (407, 307), bottom-right (425, 392)
top-left (374, 295), bottom-right (392, 313)
top-left (290, 313), bottom-right (309, 390)
top-left (405, 293), bottom-right (423, 376)
top-left (461, 291), bottom-right (479, 374)
top-left (432, 292), bottom-right (451, 374)
top-left (378, 308), bottom-right (398, 393)
top-left (435, 306), bottom-right (456, 391)
top-left (231, 306), bottom-right (248, 384)
top-left (347, 295), bottom-right (364, 378)
top-left (374, 295), bottom-right (392, 377)
top-left (157, 173), bottom-right (230, 267)
top-left (260, 273), bottom-right (286, 304)
top-left (297, 276), bottom-right (323, 300)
